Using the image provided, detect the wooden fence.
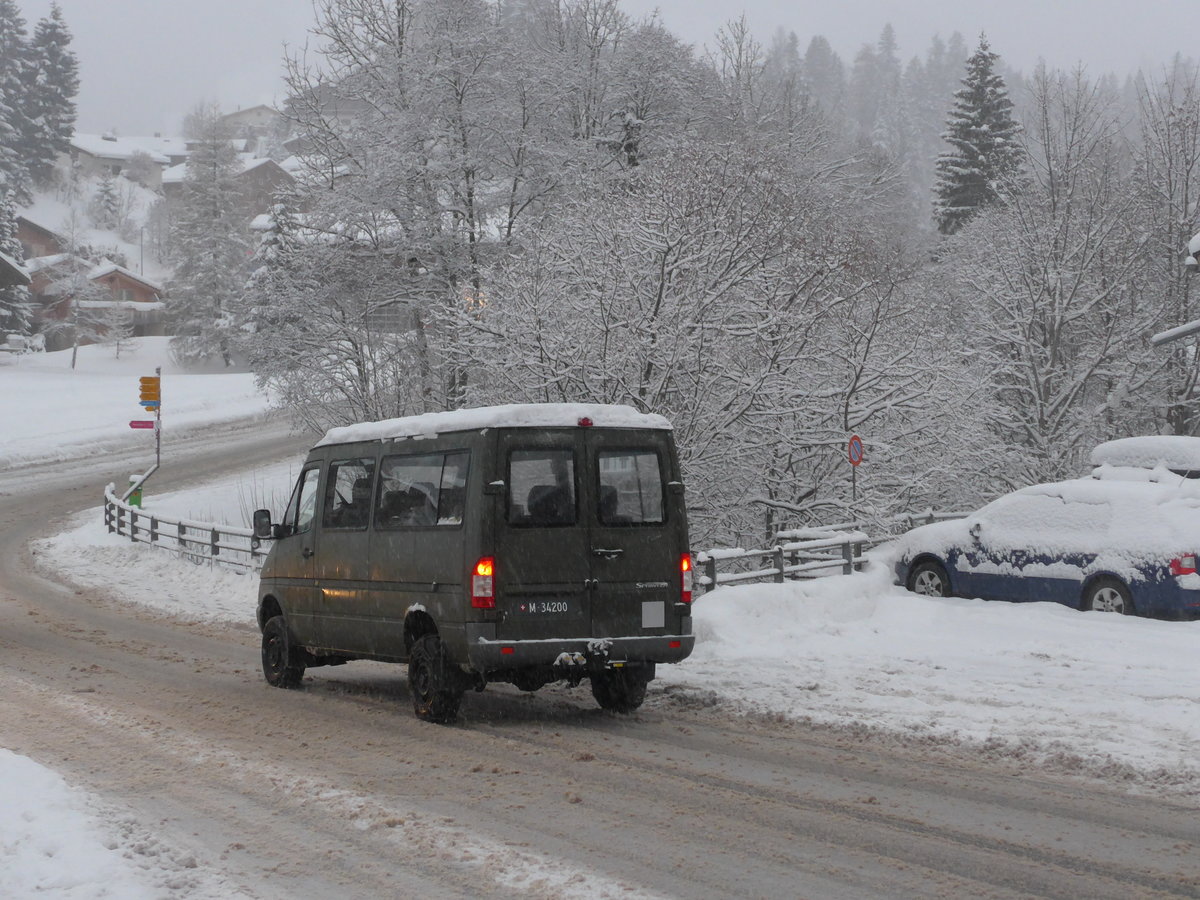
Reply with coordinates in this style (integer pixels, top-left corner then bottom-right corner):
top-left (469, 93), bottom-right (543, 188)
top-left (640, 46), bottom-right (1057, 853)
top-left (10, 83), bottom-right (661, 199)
top-left (103, 483), bottom-right (265, 572)
top-left (695, 530), bottom-right (870, 592)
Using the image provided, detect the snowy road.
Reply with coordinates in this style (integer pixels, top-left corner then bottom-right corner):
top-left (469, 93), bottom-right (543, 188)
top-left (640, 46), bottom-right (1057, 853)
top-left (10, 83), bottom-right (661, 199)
top-left (2, 424), bottom-right (1200, 898)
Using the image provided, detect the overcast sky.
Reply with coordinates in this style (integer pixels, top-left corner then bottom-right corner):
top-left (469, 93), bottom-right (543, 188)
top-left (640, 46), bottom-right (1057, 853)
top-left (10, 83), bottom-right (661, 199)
top-left (17, 0), bottom-right (1199, 137)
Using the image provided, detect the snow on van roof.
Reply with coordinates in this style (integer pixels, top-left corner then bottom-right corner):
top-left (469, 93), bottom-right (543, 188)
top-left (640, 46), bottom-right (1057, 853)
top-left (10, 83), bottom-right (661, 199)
top-left (1090, 436), bottom-right (1200, 471)
top-left (315, 403), bottom-right (672, 447)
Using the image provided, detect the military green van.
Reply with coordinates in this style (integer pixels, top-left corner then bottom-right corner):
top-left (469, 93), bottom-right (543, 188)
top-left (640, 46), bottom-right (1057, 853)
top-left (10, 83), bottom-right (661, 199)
top-left (252, 403), bottom-right (695, 723)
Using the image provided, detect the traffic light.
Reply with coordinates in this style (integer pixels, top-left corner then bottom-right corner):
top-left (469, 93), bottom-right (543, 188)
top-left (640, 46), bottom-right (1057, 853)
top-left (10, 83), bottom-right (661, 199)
top-left (139, 375), bottom-right (160, 408)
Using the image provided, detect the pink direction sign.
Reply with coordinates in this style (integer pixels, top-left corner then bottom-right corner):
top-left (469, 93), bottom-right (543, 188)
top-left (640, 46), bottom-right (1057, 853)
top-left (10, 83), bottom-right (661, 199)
top-left (848, 434), bottom-right (864, 467)
top-left (129, 420), bottom-right (156, 429)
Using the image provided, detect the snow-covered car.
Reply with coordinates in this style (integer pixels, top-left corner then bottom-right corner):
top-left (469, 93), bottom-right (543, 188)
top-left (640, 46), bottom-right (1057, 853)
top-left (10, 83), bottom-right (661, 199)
top-left (893, 436), bottom-right (1200, 619)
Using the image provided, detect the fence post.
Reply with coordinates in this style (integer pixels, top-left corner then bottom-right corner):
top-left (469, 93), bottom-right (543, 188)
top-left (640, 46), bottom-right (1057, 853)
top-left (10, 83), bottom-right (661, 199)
top-left (150, 516), bottom-right (158, 544)
top-left (773, 547), bottom-right (785, 583)
top-left (105, 500), bottom-right (113, 534)
top-left (211, 527), bottom-right (220, 559)
top-left (129, 509), bottom-right (138, 543)
top-left (842, 541), bottom-right (853, 575)
top-left (704, 556), bottom-right (717, 593)
top-left (178, 521), bottom-right (185, 552)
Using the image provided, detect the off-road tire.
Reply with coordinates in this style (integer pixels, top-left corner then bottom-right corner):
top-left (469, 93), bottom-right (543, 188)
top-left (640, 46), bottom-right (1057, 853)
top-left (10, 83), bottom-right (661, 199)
top-left (590, 665), bottom-right (653, 714)
top-left (408, 634), bottom-right (464, 724)
top-left (262, 615), bottom-right (306, 688)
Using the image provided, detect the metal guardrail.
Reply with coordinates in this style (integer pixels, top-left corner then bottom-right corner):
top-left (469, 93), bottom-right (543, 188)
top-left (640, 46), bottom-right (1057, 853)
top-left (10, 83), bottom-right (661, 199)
top-left (101, 482), bottom-right (964, 588)
top-left (103, 483), bottom-right (266, 572)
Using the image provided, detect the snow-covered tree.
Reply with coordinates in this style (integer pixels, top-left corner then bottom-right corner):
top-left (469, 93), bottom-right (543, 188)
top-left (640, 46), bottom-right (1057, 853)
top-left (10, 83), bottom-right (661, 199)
top-left (0, 189), bottom-right (31, 335)
top-left (1131, 59), bottom-right (1200, 435)
top-left (89, 173), bottom-right (120, 230)
top-left (26, 3), bottom-right (78, 185)
top-left (168, 103), bottom-right (252, 367)
top-left (0, 0), bottom-right (33, 203)
top-left (453, 141), bottom-right (955, 543)
top-left (933, 34), bottom-right (1023, 234)
top-left (946, 68), bottom-right (1147, 486)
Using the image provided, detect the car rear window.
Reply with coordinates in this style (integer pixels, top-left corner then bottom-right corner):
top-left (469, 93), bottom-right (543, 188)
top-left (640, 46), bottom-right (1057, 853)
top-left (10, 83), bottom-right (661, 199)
top-left (508, 449), bottom-right (576, 526)
top-left (598, 449), bottom-right (664, 525)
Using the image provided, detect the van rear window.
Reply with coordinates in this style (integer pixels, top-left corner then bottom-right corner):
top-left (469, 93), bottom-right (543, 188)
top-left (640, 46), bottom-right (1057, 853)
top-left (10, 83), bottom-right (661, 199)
top-left (376, 451), bottom-right (469, 528)
top-left (598, 450), bottom-right (664, 524)
top-left (508, 449), bottom-right (576, 526)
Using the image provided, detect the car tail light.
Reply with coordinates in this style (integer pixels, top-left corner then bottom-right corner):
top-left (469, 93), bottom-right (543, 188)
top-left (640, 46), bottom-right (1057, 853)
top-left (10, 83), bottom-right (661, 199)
top-left (472, 556), bottom-right (495, 608)
top-left (680, 553), bottom-right (693, 603)
top-left (1170, 555), bottom-right (1197, 576)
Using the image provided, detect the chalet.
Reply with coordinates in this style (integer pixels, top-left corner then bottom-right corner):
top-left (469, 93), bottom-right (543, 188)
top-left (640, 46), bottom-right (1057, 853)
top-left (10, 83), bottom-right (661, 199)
top-left (67, 134), bottom-right (183, 189)
top-left (16, 215), bottom-right (67, 260)
top-left (161, 156), bottom-right (295, 217)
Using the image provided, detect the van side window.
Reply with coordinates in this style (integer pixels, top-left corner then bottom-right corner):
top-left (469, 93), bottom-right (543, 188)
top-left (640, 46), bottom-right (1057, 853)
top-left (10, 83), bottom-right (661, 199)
top-left (376, 451), bottom-right (469, 528)
top-left (322, 458), bottom-right (376, 529)
top-left (283, 467), bottom-right (321, 536)
top-left (508, 449), bottom-right (576, 526)
top-left (598, 450), bottom-right (664, 525)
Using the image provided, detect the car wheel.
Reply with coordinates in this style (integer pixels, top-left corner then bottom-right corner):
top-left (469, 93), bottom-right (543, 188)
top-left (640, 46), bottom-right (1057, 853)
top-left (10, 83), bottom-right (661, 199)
top-left (1084, 578), bottom-right (1134, 615)
top-left (590, 665), bottom-right (653, 714)
top-left (262, 615), bottom-right (306, 688)
top-left (907, 560), bottom-right (950, 597)
top-left (408, 634), bottom-right (464, 724)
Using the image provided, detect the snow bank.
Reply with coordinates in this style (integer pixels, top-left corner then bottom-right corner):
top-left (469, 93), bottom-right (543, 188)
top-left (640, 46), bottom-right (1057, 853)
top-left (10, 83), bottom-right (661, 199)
top-left (0, 338), bottom-right (271, 467)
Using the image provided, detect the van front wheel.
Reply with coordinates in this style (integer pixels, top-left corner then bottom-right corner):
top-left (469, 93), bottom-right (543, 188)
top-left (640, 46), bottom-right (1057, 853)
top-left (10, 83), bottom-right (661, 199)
top-left (590, 665), bottom-right (653, 714)
top-left (408, 635), bottom-right (464, 724)
top-left (262, 616), bottom-right (305, 688)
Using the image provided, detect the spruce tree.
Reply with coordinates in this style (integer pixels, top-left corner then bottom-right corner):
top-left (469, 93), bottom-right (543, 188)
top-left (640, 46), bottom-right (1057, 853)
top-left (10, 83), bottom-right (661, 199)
top-left (0, 190), bottom-right (32, 335)
top-left (169, 104), bottom-right (252, 367)
top-left (933, 35), bottom-right (1022, 234)
top-left (27, 3), bottom-right (79, 185)
top-left (0, 0), bottom-right (33, 203)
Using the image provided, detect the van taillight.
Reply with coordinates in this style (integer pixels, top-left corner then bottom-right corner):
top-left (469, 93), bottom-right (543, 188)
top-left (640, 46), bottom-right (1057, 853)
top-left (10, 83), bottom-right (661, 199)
top-left (472, 556), bottom-right (495, 608)
top-left (680, 553), bottom-right (693, 603)
top-left (1170, 555), bottom-right (1197, 576)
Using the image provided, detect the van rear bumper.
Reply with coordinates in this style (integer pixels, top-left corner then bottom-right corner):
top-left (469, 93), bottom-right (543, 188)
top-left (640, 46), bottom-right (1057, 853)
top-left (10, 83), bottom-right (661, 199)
top-left (464, 627), bottom-right (695, 672)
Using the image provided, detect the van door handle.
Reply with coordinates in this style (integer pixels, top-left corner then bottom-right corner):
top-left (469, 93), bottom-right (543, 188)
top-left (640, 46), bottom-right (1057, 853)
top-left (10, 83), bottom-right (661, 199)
top-left (592, 548), bottom-right (624, 559)
top-left (302, 547), bottom-right (314, 559)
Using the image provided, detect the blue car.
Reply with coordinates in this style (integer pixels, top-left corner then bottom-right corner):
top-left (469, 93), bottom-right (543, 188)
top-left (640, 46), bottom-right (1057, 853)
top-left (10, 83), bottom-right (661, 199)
top-left (893, 437), bottom-right (1200, 620)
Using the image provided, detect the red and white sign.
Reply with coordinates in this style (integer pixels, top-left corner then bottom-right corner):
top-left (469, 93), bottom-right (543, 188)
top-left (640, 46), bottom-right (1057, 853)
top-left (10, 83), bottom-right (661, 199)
top-left (129, 420), bottom-right (156, 430)
top-left (848, 434), bottom-right (864, 467)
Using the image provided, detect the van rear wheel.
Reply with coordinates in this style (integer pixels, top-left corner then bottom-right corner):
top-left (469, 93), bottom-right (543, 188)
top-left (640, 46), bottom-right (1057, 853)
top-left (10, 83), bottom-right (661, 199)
top-left (408, 635), bottom-right (464, 724)
top-left (262, 615), bottom-right (305, 688)
top-left (590, 665), bottom-right (653, 714)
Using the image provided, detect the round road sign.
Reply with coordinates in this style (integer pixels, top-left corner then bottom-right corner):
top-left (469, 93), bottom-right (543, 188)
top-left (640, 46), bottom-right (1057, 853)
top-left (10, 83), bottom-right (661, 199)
top-left (848, 434), bottom-right (864, 467)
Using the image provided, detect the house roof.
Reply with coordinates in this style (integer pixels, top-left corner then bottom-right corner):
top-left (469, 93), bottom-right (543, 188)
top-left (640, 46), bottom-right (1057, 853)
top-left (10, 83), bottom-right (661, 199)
top-left (88, 261), bottom-right (164, 293)
top-left (24, 252), bottom-right (90, 274)
top-left (162, 155), bottom-right (292, 185)
top-left (16, 214), bottom-right (66, 244)
top-left (71, 133), bottom-right (176, 165)
top-left (0, 249), bottom-right (30, 286)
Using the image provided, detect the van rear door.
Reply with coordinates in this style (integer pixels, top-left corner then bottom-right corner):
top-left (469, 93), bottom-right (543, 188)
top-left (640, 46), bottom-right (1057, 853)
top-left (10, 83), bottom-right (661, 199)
top-left (495, 431), bottom-right (592, 639)
top-left (584, 430), bottom-right (681, 641)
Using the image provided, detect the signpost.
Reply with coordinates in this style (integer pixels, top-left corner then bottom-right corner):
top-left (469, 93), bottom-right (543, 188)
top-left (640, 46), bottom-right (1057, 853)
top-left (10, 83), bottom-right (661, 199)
top-left (848, 434), bottom-right (864, 502)
top-left (123, 367), bottom-right (162, 502)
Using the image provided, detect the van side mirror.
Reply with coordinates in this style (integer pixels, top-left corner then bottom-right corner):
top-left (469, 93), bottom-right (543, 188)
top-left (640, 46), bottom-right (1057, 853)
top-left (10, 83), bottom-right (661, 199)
top-left (253, 509), bottom-right (274, 540)
top-left (667, 481), bottom-right (685, 496)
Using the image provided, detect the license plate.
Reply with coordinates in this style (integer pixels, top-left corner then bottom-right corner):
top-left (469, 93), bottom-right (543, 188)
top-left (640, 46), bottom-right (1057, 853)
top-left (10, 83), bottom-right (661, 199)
top-left (516, 599), bottom-right (572, 615)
